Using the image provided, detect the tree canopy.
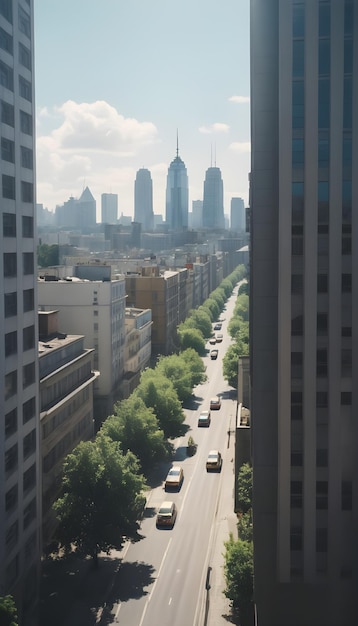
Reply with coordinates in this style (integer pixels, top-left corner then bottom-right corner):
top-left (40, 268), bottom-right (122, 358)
top-left (184, 308), bottom-right (213, 338)
top-left (237, 463), bottom-right (252, 515)
top-left (53, 434), bottom-right (146, 564)
top-left (223, 534), bottom-right (254, 625)
top-left (135, 370), bottom-right (186, 439)
top-left (0, 596), bottom-right (18, 626)
top-left (156, 354), bottom-right (193, 402)
top-left (177, 326), bottom-right (206, 355)
top-left (179, 348), bottom-right (207, 387)
top-left (37, 243), bottom-right (59, 268)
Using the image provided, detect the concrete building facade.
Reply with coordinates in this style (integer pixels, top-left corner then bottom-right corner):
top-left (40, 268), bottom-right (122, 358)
top-left (101, 193), bottom-right (118, 224)
top-left (250, 1), bottom-right (358, 624)
top-left (0, 1), bottom-right (41, 622)
top-left (122, 307), bottom-right (152, 397)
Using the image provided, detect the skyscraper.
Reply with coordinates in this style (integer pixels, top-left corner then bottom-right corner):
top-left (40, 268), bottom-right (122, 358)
top-left (250, 1), bottom-right (357, 624)
top-left (0, 1), bottom-right (41, 622)
top-left (230, 197), bottom-right (245, 232)
top-left (165, 138), bottom-right (188, 230)
top-left (101, 193), bottom-right (118, 224)
top-left (202, 166), bottom-right (225, 230)
top-left (134, 168), bottom-right (154, 231)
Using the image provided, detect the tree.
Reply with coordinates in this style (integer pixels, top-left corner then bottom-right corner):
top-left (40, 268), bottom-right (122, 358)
top-left (237, 463), bottom-right (252, 514)
top-left (0, 596), bottom-right (18, 626)
top-left (222, 343), bottom-right (241, 388)
top-left (223, 534), bottom-right (254, 626)
top-left (177, 327), bottom-right (206, 355)
top-left (179, 348), bottom-right (207, 387)
top-left (102, 396), bottom-right (169, 469)
top-left (156, 354), bottom-right (193, 402)
top-left (202, 297), bottom-right (220, 321)
top-left (135, 370), bottom-right (186, 439)
top-left (186, 308), bottom-right (213, 338)
top-left (234, 293), bottom-right (249, 322)
top-left (37, 243), bottom-right (59, 267)
top-left (53, 435), bottom-right (146, 565)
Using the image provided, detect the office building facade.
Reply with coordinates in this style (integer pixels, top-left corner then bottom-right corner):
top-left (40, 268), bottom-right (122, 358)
top-left (0, 0), bottom-right (41, 622)
top-left (250, 1), bottom-right (358, 624)
top-left (230, 196), bottom-right (246, 231)
top-left (101, 192), bottom-right (118, 224)
top-left (202, 166), bottom-right (225, 230)
top-left (134, 168), bottom-right (154, 231)
top-left (165, 143), bottom-right (189, 230)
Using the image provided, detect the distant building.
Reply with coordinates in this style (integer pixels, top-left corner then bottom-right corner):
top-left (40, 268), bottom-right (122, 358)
top-left (134, 168), bottom-right (154, 231)
top-left (37, 204), bottom-right (55, 227)
top-left (55, 187), bottom-right (96, 231)
top-left (165, 138), bottom-right (189, 230)
top-left (123, 308), bottom-right (152, 397)
top-left (39, 311), bottom-right (98, 547)
top-left (202, 167), bottom-right (225, 230)
top-left (190, 200), bottom-right (203, 229)
top-left (101, 193), bottom-right (118, 224)
top-left (230, 197), bottom-right (245, 231)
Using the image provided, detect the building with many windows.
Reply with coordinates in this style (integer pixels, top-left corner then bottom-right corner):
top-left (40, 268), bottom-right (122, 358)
top-left (250, 1), bottom-right (358, 624)
top-left (165, 139), bottom-right (189, 231)
top-left (134, 168), bottom-right (154, 231)
top-left (202, 166), bottom-right (225, 230)
top-left (0, 1), bottom-right (41, 622)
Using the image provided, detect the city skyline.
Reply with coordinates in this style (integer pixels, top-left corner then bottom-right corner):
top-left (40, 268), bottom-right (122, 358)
top-left (34, 0), bottom-right (250, 220)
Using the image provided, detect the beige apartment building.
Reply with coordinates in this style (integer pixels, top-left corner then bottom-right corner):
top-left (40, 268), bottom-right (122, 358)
top-left (122, 307), bottom-right (152, 397)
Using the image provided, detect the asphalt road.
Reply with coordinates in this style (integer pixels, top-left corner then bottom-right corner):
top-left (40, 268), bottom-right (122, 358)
top-left (100, 290), bottom-right (239, 626)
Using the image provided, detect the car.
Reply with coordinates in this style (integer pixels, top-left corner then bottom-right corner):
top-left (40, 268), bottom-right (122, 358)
top-left (198, 410), bottom-right (211, 427)
top-left (209, 336), bottom-right (216, 345)
top-left (210, 396), bottom-right (221, 410)
top-left (165, 466), bottom-right (184, 490)
top-left (216, 333), bottom-right (223, 342)
top-left (210, 349), bottom-right (218, 360)
top-left (214, 322), bottom-right (222, 331)
top-left (206, 450), bottom-right (222, 471)
top-left (156, 501), bottom-right (177, 528)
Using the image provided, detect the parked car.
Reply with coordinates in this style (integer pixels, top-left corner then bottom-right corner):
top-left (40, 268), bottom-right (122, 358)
top-left (206, 450), bottom-right (222, 471)
top-left (210, 396), bottom-right (221, 410)
top-left (209, 336), bottom-right (216, 345)
top-left (210, 349), bottom-right (218, 360)
top-left (165, 466), bottom-right (184, 490)
top-left (214, 322), bottom-right (222, 331)
top-left (156, 501), bottom-right (177, 528)
top-left (215, 333), bottom-right (223, 342)
top-left (198, 410), bottom-right (211, 427)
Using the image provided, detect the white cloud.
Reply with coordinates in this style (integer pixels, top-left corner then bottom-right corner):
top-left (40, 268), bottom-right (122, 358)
top-left (229, 141), bottom-right (251, 153)
top-left (198, 122), bottom-right (230, 134)
top-left (229, 95), bottom-right (250, 104)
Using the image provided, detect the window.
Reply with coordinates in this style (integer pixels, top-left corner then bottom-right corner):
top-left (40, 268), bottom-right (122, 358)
top-left (319, 2), bottom-right (330, 37)
top-left (317, 313), bottom-right (328, 335)
top-left (341, 349), bottom-right (352, 376)
top-left (3, 212), bottom-right (16, 236)
top-left (292, 138), bottom-right (304, 165)
top-left (23, 252), bottom-right (34, 275)
top-left (23, 288), bottom-right (34, 312)
top-left (6, 521), bottom-right (18, 553)
top-left (23, 325), bottom-right (35, 351)
top-left (291, 391), bottom-right (303, 420)
top-left (5, 443), bottom-right (18, 474)
top-left (4, 253), bottom-right (17, 277)
top-left (23, 463), bottom-right (36, 493)
top-left (292, 80), bottom-right (304, 129)
top-left (23, 498), bottom-right (37, 530)
top-left (344, 38), bottom-right (353, 75)
top-left (291, 274), bottom-right (303, 293)
top-left (23, 397), bottom-right (35, 424)
top-left (293, 40), bottom-right (304, 78)
top-left (0, 26), bottom-right (12, 53)
top-left (5, 330), bottom-right (17, 356)
top-left (5, 485), bottom-right (18, 513)
top-left (291, 352), bottom-right (303, 378)
top-left (22, 216), bottom-right (33, 237)
top-left (1, 137), bottom-right (14, 162)
top-left (19, 75), bottom-right (32, 102)
top-left (0, 0), bottom-right (13, 23)
top-left (342, 234), bottom-right (351, 254)
top-left (5, 408), bottom-right (17, 438)
top-left (23, 428), bottom-right (36, 459)
top-left (343, 77), bottom-right (352, 129)
top-left (290, 527), bottom-right (303, 551)
top-left (316, 391), bottom-right (328, 407)
top-left (293, 4), bottom-right (304, 37)
top-left (342, 274), bottom-right (352, 293)
top-left (291, 451), bottom-right (303, 466)
top-left (318, 79), bottom-right (330, 128)
top-left (316, 481), bottom-right (328, 509)
top-left (291, 315), bottom-right (303, 336)
top-left (5, 291), bottom-right (17, 317)
top-left (291, 481), bottom-right (303, 508)
top-left (316, 528), bottom-right (328, 552)
top-left (319, 39), bottom-right (330, 76)
top-left (5, 370), bottom-right (17, 399)
top-left (292, 236), bottom-right (303, 255)
top-left (317, 274), bottom-right (328, 293)
top-left (341, 392), bottom-right (352, 405)
top-left (19, 43), bottom-right (31, 70)
top-left (20, 110), bottom-right (32, 135)
top-left (2, 174), bottom-right (15, 199)
top-left (342, 481), bottom-right (352, 510)
top-left (317, 349), bottom-right (327, 377)
top-left (21, 146), bottom-right (33, 169)
top-left (318, 136), bottom-right (329, 168)
top-left (292, 182), bottom-right (304, 224)
top-left (18, 6), bottom-right (31, 39)
top-left (1, 100), bottom-right (14, 126)
top-left (21, 181), bottom-right (33, 202)
top-left (316, 449), bottom-right (328, 467)
top-left (342, 326), bottom-right (351, 337)
top-left (23, 362), bottom-right (35, 388)
top-left (0, 59), bottom-right (13, 90)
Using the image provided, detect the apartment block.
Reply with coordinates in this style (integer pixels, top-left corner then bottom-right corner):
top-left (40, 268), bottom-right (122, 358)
top-left (122, 307), bottom-right (152, 397)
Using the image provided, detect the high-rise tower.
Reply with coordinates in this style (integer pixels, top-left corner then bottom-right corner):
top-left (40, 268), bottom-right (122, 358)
top-left (230, 197), bottom-right (245, 232)
top-left (202, 166), bottom-right (225, 230)
top-left (165, 136), bottom-right (188, 230)
top-left (250, 1), bottom-right (358, 624)
top-left (0, 1), bottom-right (41, 622)
top-left (101, 193), bottom-right (118, 224)
top-left (134, 168), bottom-right (154, 231)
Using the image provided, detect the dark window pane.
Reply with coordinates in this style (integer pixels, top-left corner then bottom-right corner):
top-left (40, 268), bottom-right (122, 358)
top-left (317, 274), bottom-right (328, 293)
top-left (316, 481), bottom-right (328, 509)
top-left (292, 80), bottom-right (304, 128)
top-left (342, 273), bottom-right (352, 292)
top-left (19, 43), bottom-right (31, 70)
top-left (5, 291), bottom-right (17, 317)
top-left (2, 174), bottom-right (15, 199)
top-left (1, 137), bottom-right (15, 162)
top-left (5, 408), bottom-right (17, 438)
top-left (23, 397), bottom-right (36, 424)
top-left (23, 252), bottom-right (34, 275)
top-left (318, 137), bottom-right (329, 168)
top-left (293, 4), bottom-right (305, 37)
top-left (23, 325), bottom-right (35, 351)
top-left (317, 313), bottom-right (328, 335)
top-left (316, 391), bottom-right (328, 407)
top-left (23, 288), bottom-right (34, 312)
top-left (5, 443), bottom-right (18, 474)
top-left (291, 481), bottom-right (303, 508)
top-left (3, 212), bottom-right (16, 236)
top-left (291, 315), bottom-right (303, 336)
top-left (0, 59), bottom-right (13, 90)
top-left (316, 528), bottom-right (328, 552)
top-left (24, 498), bottom-right (37, 530)
top-left (21, 146), bottom-right (33, 169)
top-left (22, 216), bottom-right (33, 237)
top-left (5, 486), bottom-right (18, 513)
top-left (0, 26), bottom-right (12, 53)
top-left (342, 481), bottom-right (352, 510)
top-left (0, 0), bottom-right (13, 23)
top-left (23, 463), bottom-right (36, 493)
top-left (344, 1), bottom-right (354, 36)
top-left (1, 100), bottom-right (14, 126)
top-left (291, 274), bottom-right (303, 293)
top-left (293, 40), bottom-right (304, 78)
top-left (4, 253), bottom-right (17, 277)
top-left (18, 6), bottom-right (31, 39)
top-left (316, 449), bottom-right (328, 467)
top-left (317, 349), bottom-right (327, 377)
top-left (343, 77), bottom-right (352, 128)
top-left (319, 2), bottom-right (330, 37)
top-left (318, 79), bottom-right (330, 128)
top-left (341, 392), bottom-right (351, 405)
top-left (23, 429), bottom-right (36, 459)
top-left (20, 110), bottom-right (32, 135)
top-left (5, 330), bottom-right (17, 356)
top-left (319, 39), bottom-right (330, 76)
top-left (19, 75), bottom-right (32, 102)
top-left (21, 181), bottom-right (33, 203)
top-left (292, 138), bottom-right (304, 165)
top-left (5, 370), bottom-right (17, 399)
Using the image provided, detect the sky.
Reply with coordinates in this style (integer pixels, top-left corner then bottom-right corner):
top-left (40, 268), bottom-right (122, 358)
top-left (34, 0), bottom-right (250, 221)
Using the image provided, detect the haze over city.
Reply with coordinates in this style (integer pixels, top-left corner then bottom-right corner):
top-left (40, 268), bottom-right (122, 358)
top-left (34, 0), bottom-right (250, 220)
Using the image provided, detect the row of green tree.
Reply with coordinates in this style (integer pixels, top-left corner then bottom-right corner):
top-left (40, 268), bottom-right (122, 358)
top-left (224, 462), bottom-right (254, 626)
top-left (177, 265), bottom-right (248, 356)
top-left (222, 281), bottom-right (249, 388)
top-left (53, 266), bottom-right (246, 564)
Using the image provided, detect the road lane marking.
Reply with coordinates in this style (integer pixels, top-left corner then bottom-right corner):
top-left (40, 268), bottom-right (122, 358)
top-left (168, 597), bottom-right (172, 605)
top-left (138, 537), bottom-right (172, 626)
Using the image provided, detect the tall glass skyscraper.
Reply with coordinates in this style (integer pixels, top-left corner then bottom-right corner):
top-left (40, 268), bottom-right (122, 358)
top-left (202, 166), bottom-right (225, 230)
top-left (134, 168), bottom-right (154, 231)
top-left (250, 1), bottom-right (357, 624)
top-left (165, 140), bottom-right (188, 230)
top-left (0, 1), bottom-right (41, 622)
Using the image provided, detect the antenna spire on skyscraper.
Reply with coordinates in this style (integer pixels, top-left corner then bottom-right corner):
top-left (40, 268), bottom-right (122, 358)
top-left (176, 129), bottom-right (179, 157)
